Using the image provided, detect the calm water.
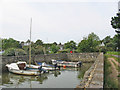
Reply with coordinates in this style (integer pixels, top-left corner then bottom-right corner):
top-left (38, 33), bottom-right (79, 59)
top-left (1, 63), bottom-right (92, 88)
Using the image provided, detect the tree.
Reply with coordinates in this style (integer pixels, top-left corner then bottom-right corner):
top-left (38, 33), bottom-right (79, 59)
top-left (87, 33), bottom-right (100, 51)
top-left (53, 42), bottom-right (57, 45)
top-left (26, 39), bottom-right (30, 44)
top-left (19, 41), bottom-right (25, 49)
top-left (77, 32), bottom-right (100, 52)
top-left (77, 39), bottom-right (90, 52)
top-left (34, 39), bottom-right (43, 46)
top-left (112, 34), bottom-right (120, 51)
top-left (111, 13), bottom-right (120, 32)
top-left (50, 44), bottom-right (60, 53)
top-left (64, 40), bottom-right (76, 51)
top-left (0, 38), bottom-right (2, 50)
top-left (3, 48), bottom-right (27, 56)
top-left (34, 45), bottom-right (44, 54)
top-left (111, 13), bottom-right (120, 51)
top-left (2, 38), bottom-right (20, 50)
top-left (102, 36), bottom-right (112, 46)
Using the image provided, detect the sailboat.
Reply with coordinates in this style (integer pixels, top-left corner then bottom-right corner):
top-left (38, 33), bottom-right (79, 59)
top-left (6, 18), bottom-right (46, 75)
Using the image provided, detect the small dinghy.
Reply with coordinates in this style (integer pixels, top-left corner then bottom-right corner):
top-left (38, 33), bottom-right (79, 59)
top-left (6, 61), bottom-right (43, 76)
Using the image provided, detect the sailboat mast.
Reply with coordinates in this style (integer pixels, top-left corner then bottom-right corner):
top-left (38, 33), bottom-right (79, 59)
top-left (29, 18), bottom-right (32, 67)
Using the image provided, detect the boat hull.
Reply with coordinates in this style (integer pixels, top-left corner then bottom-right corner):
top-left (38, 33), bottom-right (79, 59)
top-left (8, 68), bottom-right (41, 76)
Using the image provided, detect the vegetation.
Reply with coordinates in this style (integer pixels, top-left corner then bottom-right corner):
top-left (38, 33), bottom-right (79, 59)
top-left (106, 51), bottom-right (120, 55)
top-left (3, 48), bottom-right (27, 56)
top-left (1, 31), bottom-right (119, 56)
top-left (49, 44), bottom-right (60, 54)
top-left (77, 63), bottom-right (93, 79)
top-left (111, 13), bottom-right (120, 51)
top-left (77, 32), bottom-right (100, 52)
top-left (64, 40), bottom-right (76, 51)
top-left (104, 54), bottom-right (118, 88)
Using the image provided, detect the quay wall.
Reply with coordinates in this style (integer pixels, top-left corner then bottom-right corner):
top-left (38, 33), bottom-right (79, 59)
top-left (76, 53), bottom-right (104, 88)
top-left (2, 53), bottom-right (99, 71)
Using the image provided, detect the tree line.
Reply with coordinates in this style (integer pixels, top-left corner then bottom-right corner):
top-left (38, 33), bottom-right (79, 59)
top-left (0, 32), bottom-right (119, 56)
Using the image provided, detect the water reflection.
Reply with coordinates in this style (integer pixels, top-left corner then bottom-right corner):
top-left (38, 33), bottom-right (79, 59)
top-left (2, 71), bottom-right (62, 85)
top-left (1, 63), bottom-right (93, 88)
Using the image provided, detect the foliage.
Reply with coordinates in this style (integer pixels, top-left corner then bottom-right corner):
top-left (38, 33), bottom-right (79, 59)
top-left (77, 32), bottom-right (100, 52)
top-left (111, 13), bottom-right (120, 51)
top-left (77, 39), bottom-right (90, 52)
top-left (104, 54), bottom-right (118, 88)
top-left (3, 48), bottom-right (27, 56)
top-left (34, 45), bottom-right (44, 54)
top-left (106, 51), bottom-right (120, 55)
top-left (111, 13), bottom-right (120, 29)
top-left (1, 32), bottom-right (120, 55)
top-left (112, 34), bottom-right (120, 51)
top-left (50, 44), bottom-right (60, 53)
top-left (2, 38), bottom-right (20, 50)
top-left (77, 63), bottom-right (93, 79)
top-left (57, 49), bottom-right (70, 53)
top-left (0, 38), bottom-right (2, 50)
top-left (34, 39), bottom-right (43, 46)
top-left (53, 42), bottom-right (57, 45)
top-left (64, 40), bottom-right (76, 51)
top-left (102, 35), bottom-right (120, 52)
top-left (102, 36), bottom-right (112, 46)
top-left (96, 46), bottom-right (107, 53)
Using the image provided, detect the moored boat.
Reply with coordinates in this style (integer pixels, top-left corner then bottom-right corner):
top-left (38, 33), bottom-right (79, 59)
top-left (6, 61), bottom-right (42, 76)
top-left (51, 59), bottom-right (82, 68)
top-left (36, 62), bottom-right (59, 71)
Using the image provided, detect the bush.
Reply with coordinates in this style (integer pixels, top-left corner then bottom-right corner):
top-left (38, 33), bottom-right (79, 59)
top-left (3, 48), bottom-right (27, 56)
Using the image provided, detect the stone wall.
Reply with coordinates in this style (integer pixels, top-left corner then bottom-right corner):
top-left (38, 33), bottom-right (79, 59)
top-left (2, 53), bottom-right (99, 71)
top-left (76, 53), bottom-right (104, 88)
top-left (66, 53), bottom-right (99, 62)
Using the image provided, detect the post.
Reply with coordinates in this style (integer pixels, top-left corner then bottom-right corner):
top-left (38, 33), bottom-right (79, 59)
top-left (29, 18), bottom-right (32, 67)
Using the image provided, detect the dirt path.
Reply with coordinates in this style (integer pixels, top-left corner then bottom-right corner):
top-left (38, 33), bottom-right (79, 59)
top-left (108, 58), bottom-right (118, 78)
top-left (109, 58), bottom-right (120, 67)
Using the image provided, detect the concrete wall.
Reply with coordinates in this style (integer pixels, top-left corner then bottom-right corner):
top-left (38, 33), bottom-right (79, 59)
top-left (2, 53), bottom-right (99, 71)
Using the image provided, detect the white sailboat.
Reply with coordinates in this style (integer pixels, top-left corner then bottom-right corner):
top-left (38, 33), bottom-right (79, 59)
top-left (6, 18), bottom-right (45, 75)
top-left (6, 61), bottom-right (40, 76)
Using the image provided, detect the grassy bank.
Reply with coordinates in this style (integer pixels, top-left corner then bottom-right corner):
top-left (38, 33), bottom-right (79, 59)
top-left (106, 51), bottom-right (120, 55)
top-left (104, 54), bottom-right (118, 88)
top-left (77, 63), bottom-right (93, 79)
top-left (106, 54), bottom-right (119, 61)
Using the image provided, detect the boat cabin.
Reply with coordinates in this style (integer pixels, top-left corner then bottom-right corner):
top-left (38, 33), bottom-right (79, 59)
top-left (17, 61), bottom-right (27, 70)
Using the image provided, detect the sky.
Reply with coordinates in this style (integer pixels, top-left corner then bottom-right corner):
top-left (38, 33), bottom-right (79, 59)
top-left (0, 0), bottom-right (120, 44)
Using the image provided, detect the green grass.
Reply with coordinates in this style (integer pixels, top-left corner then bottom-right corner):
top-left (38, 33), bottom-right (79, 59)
top-left (106, 51), bottom-right (120, 55)
top-left (105, 54), bottom-right (119, 61)
top-left (104, 54), bottom-right (118, 88)
top-left (111, 60), bottom-right (118, 70)
top-left (77, 63), bottom-right (93, 79)
top-left (117, 75), bottom-right (120, 77)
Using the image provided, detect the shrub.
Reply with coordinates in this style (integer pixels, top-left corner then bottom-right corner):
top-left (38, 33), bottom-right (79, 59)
top-left (3, 48), bottom-right (27, 56)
